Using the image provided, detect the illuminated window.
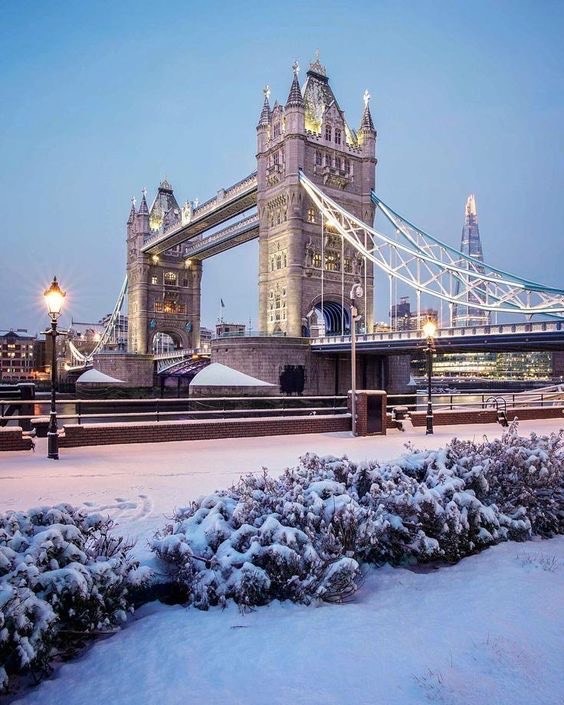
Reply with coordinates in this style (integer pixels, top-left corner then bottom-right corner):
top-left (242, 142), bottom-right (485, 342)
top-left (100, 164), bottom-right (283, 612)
top-left (313, 252), bottom-right (322, 268)
top-left (307, 208), bottom-right (316, 223)
top-left (325, 253), bottom-right (340, 271)
top-left (325, 125), bottom-right (332, 141)
top-left (335, 128), bottom-right (342, 145)
top-left (151, 276), bottom-right (158, 285)
top-left (164, 272), bottom-right (177, 286)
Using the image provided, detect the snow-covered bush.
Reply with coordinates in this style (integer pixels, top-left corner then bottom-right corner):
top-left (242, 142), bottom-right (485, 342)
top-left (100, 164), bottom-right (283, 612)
top-left (0, 504), bottom-right (144, 693)
top-left (153, 423), bottom-right (563, 609)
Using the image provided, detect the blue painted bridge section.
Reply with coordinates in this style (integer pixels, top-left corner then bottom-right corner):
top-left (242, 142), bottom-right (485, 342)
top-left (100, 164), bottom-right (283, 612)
top-left (311, 320), bottom-right (564, 355)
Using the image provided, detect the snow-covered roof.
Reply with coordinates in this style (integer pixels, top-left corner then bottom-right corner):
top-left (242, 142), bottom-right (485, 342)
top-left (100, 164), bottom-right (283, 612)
top-left (190, 363), bottom-right (274, 388)
top-left (76, 369), bottom-right (126, 384)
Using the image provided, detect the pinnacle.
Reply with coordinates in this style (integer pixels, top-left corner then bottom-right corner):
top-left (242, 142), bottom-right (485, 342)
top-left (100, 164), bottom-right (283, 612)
top-left (360, 103), bottom-right (375, 131)
top-left (258, 87), bottom-right (270, 126)
top-left (138, 190), bottom-right (149, 215)
top-left (286, 69), bottom-right (304, 108)
top-left (127, 198), bottom-right (136, 224)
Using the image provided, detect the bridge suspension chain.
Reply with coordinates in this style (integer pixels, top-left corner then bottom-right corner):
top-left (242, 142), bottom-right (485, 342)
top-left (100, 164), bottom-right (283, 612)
top-left (299, 172), bottom-right (564, 317)
top-left (67, 276), bottom-right (128, 368)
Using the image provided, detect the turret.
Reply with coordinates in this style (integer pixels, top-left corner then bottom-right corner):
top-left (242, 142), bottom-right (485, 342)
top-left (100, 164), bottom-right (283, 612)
top-left (256, 85), bottom-right (271, 155)
top-left (126, 198), bottom-right (136, 234)
top-left (136, 189), bottom-right (150, 237)
top-left (284, 61), bottom-right (305, 138)
top-left (358, 89), bottom-right (376, 156)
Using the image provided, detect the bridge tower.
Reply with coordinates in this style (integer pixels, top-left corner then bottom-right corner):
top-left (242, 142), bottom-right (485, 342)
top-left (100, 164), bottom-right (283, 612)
top-left (126, 180), bottom-right (202, 354)
top-left (257, 56), bottom-right (377, 337)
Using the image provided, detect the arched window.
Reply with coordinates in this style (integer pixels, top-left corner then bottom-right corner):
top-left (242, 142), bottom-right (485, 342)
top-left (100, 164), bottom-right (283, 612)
top-left (313, 252), bottom-right (322, 268)
top-left (164, 272), bottom-right (177, 287)
top-left (335, 128), bottom-right (342, 145)
top-left (307, 208), bottom-right (316, 223)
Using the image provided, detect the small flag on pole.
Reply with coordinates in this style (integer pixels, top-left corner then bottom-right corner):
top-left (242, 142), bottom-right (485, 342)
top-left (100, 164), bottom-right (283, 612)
top-left (220, 299), bottom-right (225, 307)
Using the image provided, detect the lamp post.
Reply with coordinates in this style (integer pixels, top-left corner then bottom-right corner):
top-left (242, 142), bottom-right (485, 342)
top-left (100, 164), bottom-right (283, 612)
top-left (44, 277), bottom-right (66, 460)
top-left (422, 319), bottom-right (436, 435)
top-left (350, 283), bottom-right (363, 436)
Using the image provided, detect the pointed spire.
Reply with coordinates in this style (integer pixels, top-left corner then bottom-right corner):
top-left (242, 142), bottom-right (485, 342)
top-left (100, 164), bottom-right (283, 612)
top-left (127, 197), bottom-right (136, 224)
top-left (258, 85), bottom-right (271, 126)
top-left (286, 60), bottom-right (304, 108)
top-left (138, 188), bottom-right (149, 215)
top-left (465, 194), bottom-right (477, 222)
top-left (360, 89), bottom-right (375, 131)
top-left (308, 49), bottom-right (327, 79)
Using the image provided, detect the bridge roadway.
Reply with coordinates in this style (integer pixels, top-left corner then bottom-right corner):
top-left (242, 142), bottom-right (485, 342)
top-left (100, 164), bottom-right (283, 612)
top-left (142, 172), bottom-right (258, 257)
top-left (311, 320), bottom-right (564, 355)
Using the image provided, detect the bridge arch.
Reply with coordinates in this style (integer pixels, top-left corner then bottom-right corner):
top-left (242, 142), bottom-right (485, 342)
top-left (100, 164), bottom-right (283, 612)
top-left (304, 296), bottom-right (350, 336)
top-left (150, 328), bottom-right (190, 354)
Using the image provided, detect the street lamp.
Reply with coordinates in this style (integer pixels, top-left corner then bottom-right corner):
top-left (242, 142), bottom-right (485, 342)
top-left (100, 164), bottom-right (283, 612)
top-left (350, 283), bottom-right (363, 436)
top-left (422, 319), bottom-right (436, 435)
top-left (44, 276), bottom-right (65, 459)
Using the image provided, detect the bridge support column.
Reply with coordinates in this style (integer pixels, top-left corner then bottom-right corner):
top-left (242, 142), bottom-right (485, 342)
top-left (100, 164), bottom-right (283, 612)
top-left (384, 354), bottom-right (412, 394)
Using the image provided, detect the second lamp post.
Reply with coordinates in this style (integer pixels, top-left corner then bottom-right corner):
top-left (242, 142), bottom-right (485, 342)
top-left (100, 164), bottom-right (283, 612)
top-left (422, 319), bottom-right (436, 435)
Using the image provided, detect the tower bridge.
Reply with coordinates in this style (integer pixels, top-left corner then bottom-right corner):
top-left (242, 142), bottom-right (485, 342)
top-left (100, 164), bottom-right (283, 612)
top-left (81, 55), bottom-right (564, 393)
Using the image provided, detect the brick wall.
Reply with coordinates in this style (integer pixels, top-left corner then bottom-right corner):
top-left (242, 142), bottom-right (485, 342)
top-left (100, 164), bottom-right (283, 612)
top-left (410, 405), bottom-right (564, 427)
top-left (59, 414), bottom-right (351, 448)
top-left (0, 427), bottom-right (34, 451)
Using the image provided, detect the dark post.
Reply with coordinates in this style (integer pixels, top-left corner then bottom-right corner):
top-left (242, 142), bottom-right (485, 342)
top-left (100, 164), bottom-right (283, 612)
top-left (422, 319), bottom-right (436, 435)
top-left (425, 337), bottom-right (434, 435)
top-left (47, 318), bottom-right (59, 459)
top-left (44, 276), bottom-right (65, 460)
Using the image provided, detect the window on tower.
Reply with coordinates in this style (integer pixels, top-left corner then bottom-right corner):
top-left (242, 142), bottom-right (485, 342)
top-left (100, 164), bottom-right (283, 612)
top-left (335, 156), bottom-right (342, 171)
top-left (151, 276), bottom-right (158, 285)
top-left (315, 151), bottom-right (322, 166)
top-left (325, 125), bottom-right (332, 141)
top-left (313, 252), bottom-right (322, 268)
top-left (335, 128), bottom-right (342, 145)
top-left (307, 208), bottom-right (316, 223)
top-left (164, 272), bottom-right (177, 287)
top-left (273, 122), bottom-right (280, 138)
top-left (325, 253), bottom-right (340, 271)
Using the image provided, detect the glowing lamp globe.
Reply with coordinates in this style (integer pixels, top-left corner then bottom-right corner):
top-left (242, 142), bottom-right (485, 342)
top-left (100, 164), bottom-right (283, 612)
top-left (422, 320), bottom-right (436, 339)
top-left (44, 277), bottom-right (66, 319)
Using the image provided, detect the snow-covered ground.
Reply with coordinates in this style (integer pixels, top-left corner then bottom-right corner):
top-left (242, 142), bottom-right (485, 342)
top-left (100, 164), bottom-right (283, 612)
top-left (1, 418), bottom-right (563, 704)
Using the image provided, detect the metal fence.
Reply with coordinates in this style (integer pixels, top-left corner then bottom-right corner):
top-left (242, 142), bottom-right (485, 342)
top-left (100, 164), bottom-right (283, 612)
top-left (0, 395), bottom-right (348, 427)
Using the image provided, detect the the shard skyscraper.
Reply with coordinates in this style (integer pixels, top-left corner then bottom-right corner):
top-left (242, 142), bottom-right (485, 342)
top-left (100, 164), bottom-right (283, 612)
top-left (452, 195), bottom-right (490, 327)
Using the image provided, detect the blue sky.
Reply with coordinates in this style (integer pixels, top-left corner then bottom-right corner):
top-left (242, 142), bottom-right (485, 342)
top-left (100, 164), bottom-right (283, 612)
top-left (1, 0), bottom-right (563, 333)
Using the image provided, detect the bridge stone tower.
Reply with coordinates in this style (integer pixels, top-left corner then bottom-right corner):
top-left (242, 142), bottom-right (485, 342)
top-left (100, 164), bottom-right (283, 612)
top-left (126, 180), bottom-right (202, 354)
top-left (257, 56), bottom-right (377, 337)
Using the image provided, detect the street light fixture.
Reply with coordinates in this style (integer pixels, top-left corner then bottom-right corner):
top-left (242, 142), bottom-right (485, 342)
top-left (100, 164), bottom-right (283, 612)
top-left (350, 283), bottom-right (363, 436)
top-left (43, 276), bottom-right (65, 460)
top-left (422, 319), bottom-right (436, 435)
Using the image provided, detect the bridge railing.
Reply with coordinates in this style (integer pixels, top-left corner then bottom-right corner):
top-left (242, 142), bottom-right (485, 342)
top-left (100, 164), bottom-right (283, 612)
top-left (0, 395), bottom-right (347, 427)
top-left (192, 171), bottom-right (258, 220)
top-left (312, 320), bottom-right (564, 346)
top-left (1, 391), bottom-right (562, 428)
